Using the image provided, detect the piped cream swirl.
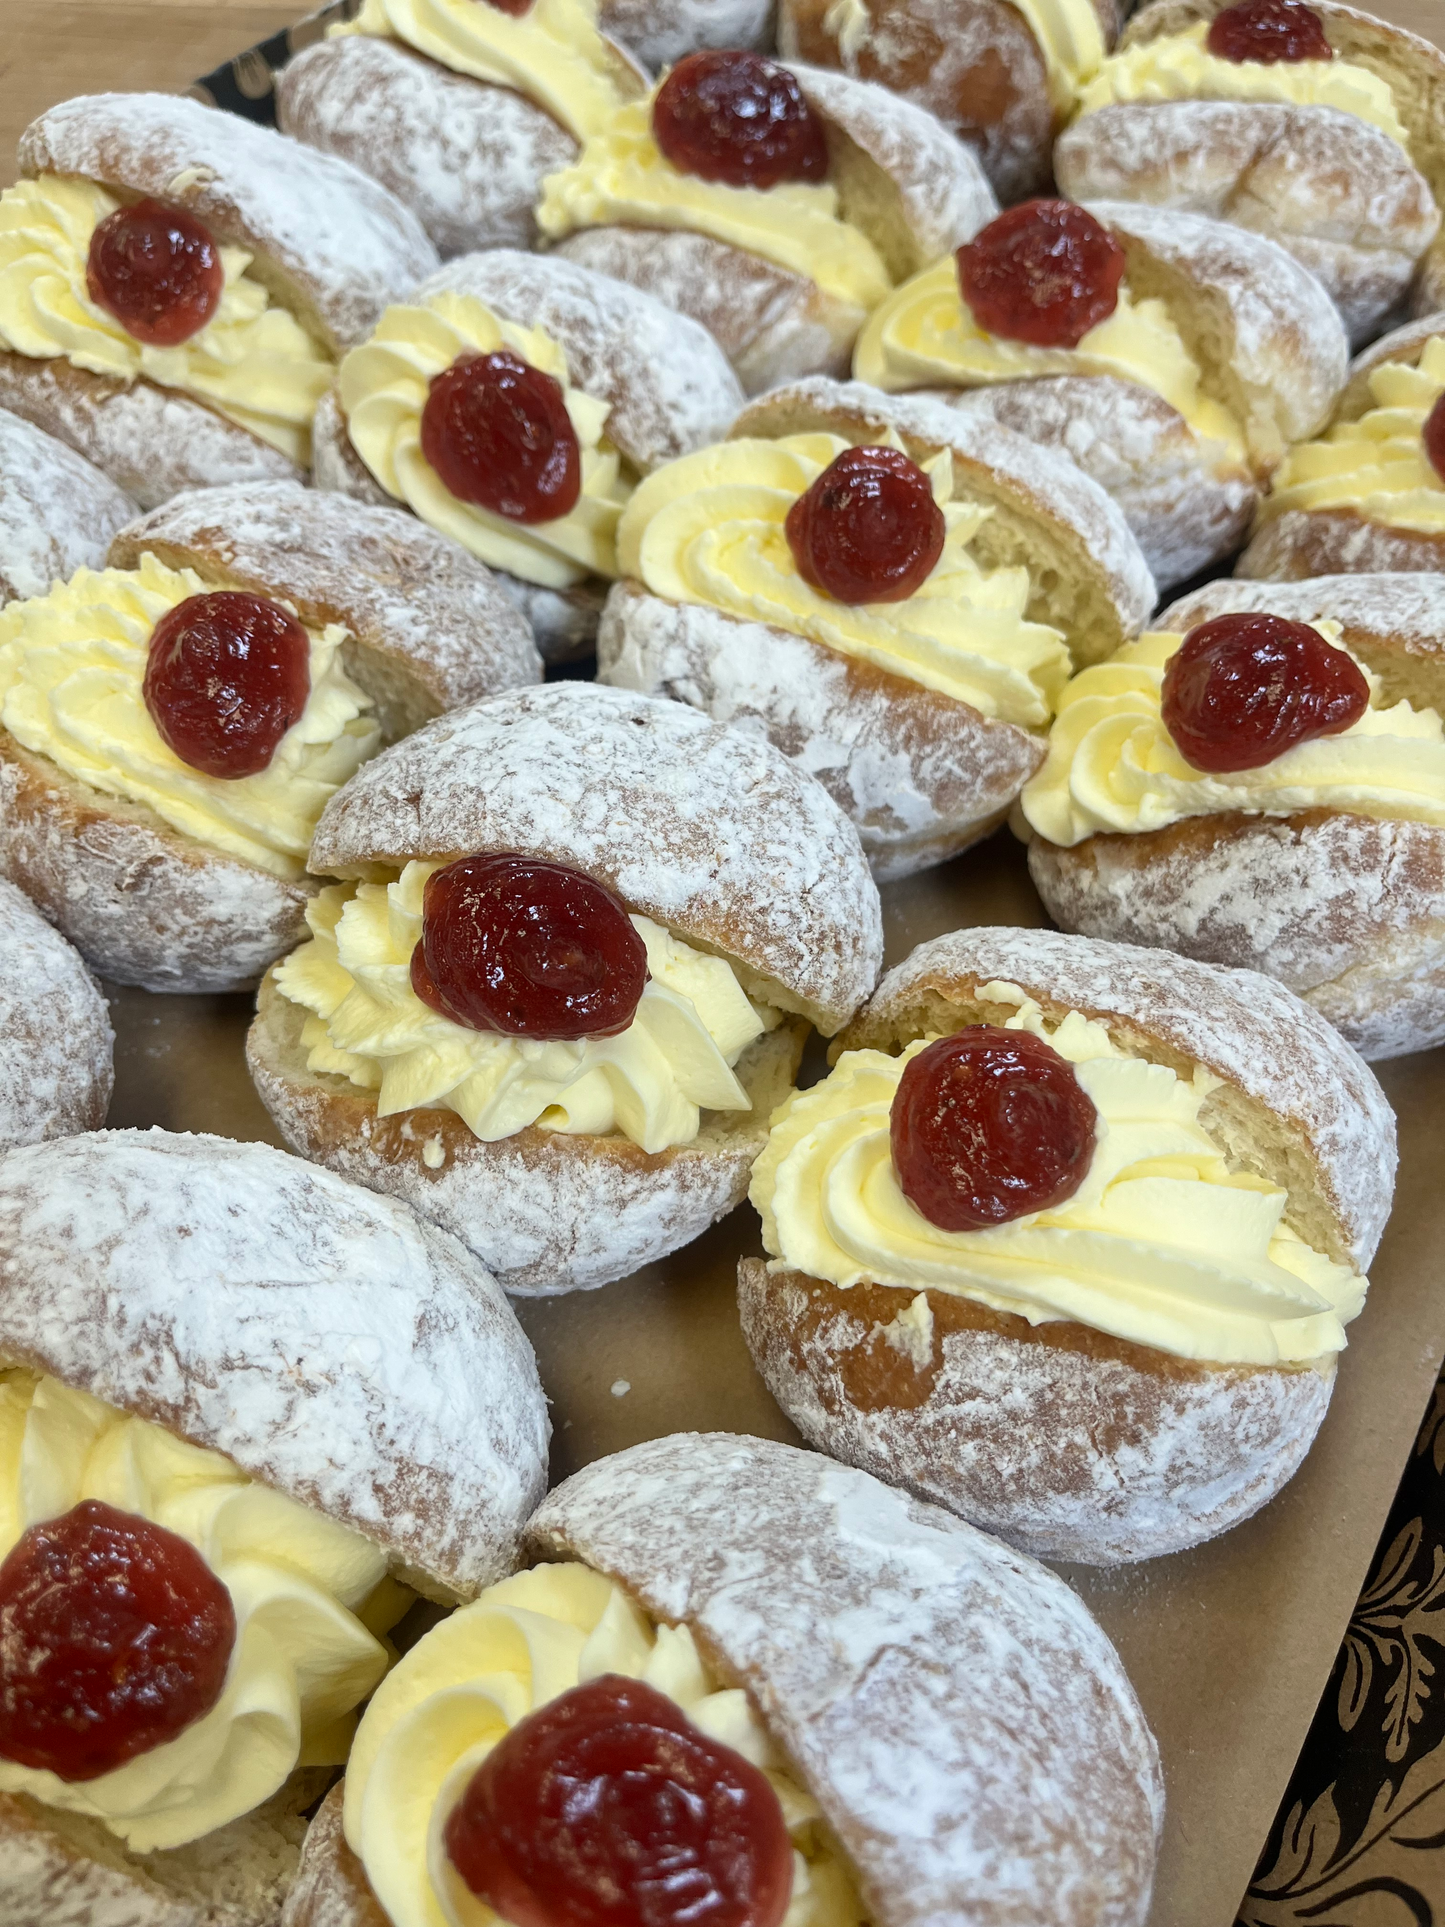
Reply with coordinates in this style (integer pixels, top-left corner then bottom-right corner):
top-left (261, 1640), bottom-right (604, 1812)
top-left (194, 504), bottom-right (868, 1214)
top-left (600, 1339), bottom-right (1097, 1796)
top-left (0, 1369), bottom-right (405, 1854)
top-left (343, 1561), bottom-right (863, 1927)
top-left (750, 984), bottom-right (1366, 1366)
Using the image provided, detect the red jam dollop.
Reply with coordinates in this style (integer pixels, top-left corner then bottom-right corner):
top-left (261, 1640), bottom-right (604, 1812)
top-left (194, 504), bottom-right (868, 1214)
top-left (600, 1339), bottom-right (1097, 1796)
top-left (143, 591), bottom-right (312, 780)
top-left (443, 1674), bottom-right (795, 1927)
top-left (86, 198), bottom-right (225, 348)
top-left (652, 51), bottom-right (830, 190)
top-left (421, 351), bottom-right (582, 525)
top-left (890, 1026), bottom-right (1098, 1232)
top-left (956, 200), bottom-right (1126, 351)
top-left (785, 445), bottom-right (945, 605)
top-left (1161, 611), bottom-right (1370, 775)
top-left (0, 1499), bottom-right (236, 1784)
top-left (478, 0), bottom-right (534, 13)
top-left (1206, 0), bottom-right (1333, 64)
top-left (1423, 392), bottom-right (1445, 482)
top-left (411, 854), bottom-right (648, 1039)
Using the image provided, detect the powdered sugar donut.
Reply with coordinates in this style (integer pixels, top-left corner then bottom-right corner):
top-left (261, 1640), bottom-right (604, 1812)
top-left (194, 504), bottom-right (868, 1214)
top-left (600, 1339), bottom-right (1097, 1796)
top-left (0, 408), bottom-right (136, 605)
top-left (0, 876), bottom-right (111, 1149)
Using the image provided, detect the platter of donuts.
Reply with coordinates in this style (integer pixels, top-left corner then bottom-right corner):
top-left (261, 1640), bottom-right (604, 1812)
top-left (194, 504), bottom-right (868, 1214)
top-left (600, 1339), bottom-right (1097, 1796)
top-left (5, 0), bottom-right (1445, 1919)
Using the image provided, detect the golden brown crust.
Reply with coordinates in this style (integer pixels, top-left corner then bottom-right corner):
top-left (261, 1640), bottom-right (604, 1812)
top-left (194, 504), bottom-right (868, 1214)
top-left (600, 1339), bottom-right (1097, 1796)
top-left (278, 1787), bottom-right (384, 1927)
top-left (1236, 507), bottom-right (1445, 579)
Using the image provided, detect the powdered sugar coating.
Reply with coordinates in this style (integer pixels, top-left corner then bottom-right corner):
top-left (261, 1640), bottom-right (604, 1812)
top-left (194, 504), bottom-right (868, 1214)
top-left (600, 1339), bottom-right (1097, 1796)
top-left (0, 409), bottom-right (136, 604)
top-left (405, 252), bottom-right (744, 471)
top-left (0, 877), bottom-right (112, 1150)
top-left (1161, 571), bottom-right (1445, 671)
top-left (527, 1432), bottom-right (1163, 1927)
top-left (276, 37), bottom-right (575, 260)
top-left (283, 1784), bottom-right (386, 1927)
top-left (0, 1131), bottom-right (548, 1597)
top-left (19, 93), bottom-right (439, 353)
top-left (308, 684), bottom-right (884, 1033)
top-left (600, 0), bottom-right (775, 64)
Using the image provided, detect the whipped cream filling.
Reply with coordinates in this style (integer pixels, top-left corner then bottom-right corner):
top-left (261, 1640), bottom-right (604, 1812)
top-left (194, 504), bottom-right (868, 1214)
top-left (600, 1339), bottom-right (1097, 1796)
top-left (1020, 625), bottom-right (1445, 845)
top-left (618, 431), bottom-right (1070, 726)
top-left (339, 292), bottom-right (628, 589)
top-left (0, 175), bottom-right (333, 465)
top-left (273, 863), bottom-right (780, 1154)
top-left (343, 1561), bottom-right (864, 1927)
top-left (750, 983), bottom-right (1366, 1366)
top-left (1262, 335), bottom-right (1445, 533)
top-left (0, 555), bottom-right (379, 879)
top-left (536, 95), bottom-right (892, 313)
top-left (1010, 0), bottom-right (1109, 110)
top-left (853, 255), bottom-right (1245, 460)
top-left (0, 1369), bottom-right (404, 1854)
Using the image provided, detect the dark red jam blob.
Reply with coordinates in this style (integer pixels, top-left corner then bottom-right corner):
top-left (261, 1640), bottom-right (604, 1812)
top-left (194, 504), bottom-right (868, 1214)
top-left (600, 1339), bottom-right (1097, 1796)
top-left (85, 198), bottom-right (224, 348)
top-left (1160, 612), bottom-right (1370, 775)
top-left (477, 0), bottom-right (534, 13)
top-left (1206, 0), bottom-right (1333, 64)
top-left (956, 200), bottom-right (1126, 351)
top-left (1423, 391), bottom-right (1445, 482)
top-left (0, 1499), bottom-right (235, 1784)
top-left (421, 352), bottom-right (582, 525)
top-left (890, 1026), bottom-right (1098, 1232)
top-left (412, 854), bottom-right (648, 1040)
top-left (652, 51), bottom-right (829, 190)
top-left (443, 1674), bottom-right (794, 1927)
top-left (784, 446), bottom-right (945, 605)
top-left (143, 591), bottom-right (311, 780)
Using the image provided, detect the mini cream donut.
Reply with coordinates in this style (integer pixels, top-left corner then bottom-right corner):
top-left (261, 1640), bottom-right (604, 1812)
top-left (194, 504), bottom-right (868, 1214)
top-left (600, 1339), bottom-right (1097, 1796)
top-left (0, 94), bottom-right (439, 509)
top-left (597, 376), bottom-right (1155, 880)
top-left (0, 407), bottom-right (136, 605)
top-left (1239, 311), bottom-right (1445, 580)
top-left (541, 56), bottom-right (999, 395)
top-left (778, 0), bottom-right (1120, 203)
top-left (0, 876), bottom-right (112, 1149)
top-left (0, 481), bottom-right (540, 994)
top-left (247, 682), bottom-right (883, 1296)
top-left (1055, 0), bottom-right (1445, 345)
top-left (740, 926), bottom-right (1395, 1565)
top-left (0, 1129), bottom-right (547, 1927)
top-left (284, 1433), bottom-right (1164, 1927)
top-left (1028, 573), bottom-right (1445, 1059)
top-left (313, 248), bottom-right (745, 662)
top-left (855, 200), bottom-right (1350, 578)
top-left (277, 0), bottom-right (649, 261)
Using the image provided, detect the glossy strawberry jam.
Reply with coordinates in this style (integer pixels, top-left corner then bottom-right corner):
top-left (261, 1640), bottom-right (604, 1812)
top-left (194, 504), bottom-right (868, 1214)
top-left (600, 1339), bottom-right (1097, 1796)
top-left (0, 1499), bottom-right (236, 1783)
top-left (1206, 0), bottom-right (1333, 64)
top-left (412, 854), bottom-right (648, 1039)
top-left (956, 200), bottom-right (1126, 350)
top-left (421, 351), bottom-right (582, 524)
top-left (1423, 391), bottom-right (1445, 482)
top-left (1161, 612), bottom-right (1369, 774)
top-left (443, 1674), bottom-right (795, 1927)
top-left (652, 50), bottom-right (829, 190)
top-left (891, 1026), bottom-right (1098, 1232)
top-left (479, 0), bottom-right (534, 13)
top-left (86, 198), bottom-right (225, 348)
top-left (143, 591), bottom-right (311, 780)
top-left (785, 445), bottom-right (945, 605)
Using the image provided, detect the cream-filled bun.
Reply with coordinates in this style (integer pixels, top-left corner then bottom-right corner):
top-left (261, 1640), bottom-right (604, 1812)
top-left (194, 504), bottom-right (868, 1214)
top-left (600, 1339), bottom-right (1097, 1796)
top-left (1055, 0), bottom-right (1445, 346)
top-left (0, 94), bottom-right (438, 510)
top-left (0, 877), bottom-right (112, 1149)
top-left (1239, 311), bottom-right (1445, 580)
top-left (0, 1129), bottom-right (547, 1927)
top-left (602, 0), bottom-right (777, 65)
top-left (276, 0), bottom-right (649, 261)
top-left (1028, 573), bottom-right (1445, 1060)
top-left (312, 248), bottom-right (744, 662)
top-left (0, 407), bottom-right (136, 606)
top-left (741, 926), bottom-right (1395, 1565)
top-left (247, 682), bottom-right (883, 1296)
top-left (541, 55), bottom-right (999, 396)
top-left (0, 481), bottom-right (539, 996)
top-left (856, 201), bottom-right (1350, 585)
top-left (284, 1432), bottom-right (1164, 1927)
top-left (779, 0), bottom-right (1119, 203)
top-left (597, 376), bottom-right (1154, 881)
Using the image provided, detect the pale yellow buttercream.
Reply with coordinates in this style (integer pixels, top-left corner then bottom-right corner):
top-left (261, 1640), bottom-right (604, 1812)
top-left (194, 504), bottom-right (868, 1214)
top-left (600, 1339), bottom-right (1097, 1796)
top-left (617, 432), bottom-right (1070, 726)
top-left (750, 984), bottom-right (1366, 1367)
top-left (0, 175), bottom-right (332, 464)
top-left (1020, 625), bottom-right (1445, 845)
top-left (343, 1561), bottom-right (863, 1927)
top-left (0, 556), bottom-right (379, 879)
top-left (338, 292), bottom-right (627, 588)
top-left (0, 1369), bottom-right (404, 1854)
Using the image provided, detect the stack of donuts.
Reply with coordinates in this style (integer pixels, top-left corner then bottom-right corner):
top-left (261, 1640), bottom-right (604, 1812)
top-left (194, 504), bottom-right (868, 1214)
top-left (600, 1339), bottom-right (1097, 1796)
top-left (1, 0), bottom-right (1440, 1916)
